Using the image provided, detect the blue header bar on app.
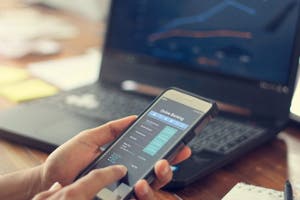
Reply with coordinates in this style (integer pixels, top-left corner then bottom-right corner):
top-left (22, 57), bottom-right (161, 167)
top-left (148, 111), bottom-right (189, 130)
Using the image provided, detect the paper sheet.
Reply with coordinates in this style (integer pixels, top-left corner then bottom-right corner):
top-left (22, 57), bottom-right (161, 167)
top-left (29, 49), bottom-right (101, 90)
top-left (0, 66), bottom-right (29, 85)
top-left (0, 79), bottom-right (58, 102)
top-left (222, 183), bottom-right (283, 200)
top-left (290, 65), bottom-right (300, 119)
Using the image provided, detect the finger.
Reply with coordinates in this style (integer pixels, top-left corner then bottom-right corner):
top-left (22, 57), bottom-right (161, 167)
top-left (43, 116), bottom-right (136, 188)
top-left (170, 146), bottom-right (192, 165)
top-left (151, 160), bottom-right (173, 190)
top-left (135, 179), bottom-right (155, 200)
top-left (32, 182), bottom-right (62, 200)
top-left (68, 165), bottom-right (127, 199)
top-left (79, 115), bottom-right (137, 147)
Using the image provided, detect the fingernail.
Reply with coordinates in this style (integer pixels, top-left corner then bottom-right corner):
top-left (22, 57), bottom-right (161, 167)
top-left (116, 165), bottom-right (127, 176)
top-left (173, 194), bottom-right (183, 200)
top-left (49, 182), bottom-right (62, 191)
top-left (161, 165), bottom-right (169, 176)
top-left (140, 183), bottom-right (149, 196)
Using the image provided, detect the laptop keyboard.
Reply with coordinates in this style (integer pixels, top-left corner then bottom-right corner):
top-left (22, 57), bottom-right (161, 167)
top-left (33, 84), bottom-right (266, 155)
top-left (188, 117), bottom-right (266, 155)
top-left (37, 84), bottom-right (151, 121)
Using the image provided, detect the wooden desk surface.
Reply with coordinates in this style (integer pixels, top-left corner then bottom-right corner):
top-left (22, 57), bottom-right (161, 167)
top-left (1, 2), bottom-right (300, 200)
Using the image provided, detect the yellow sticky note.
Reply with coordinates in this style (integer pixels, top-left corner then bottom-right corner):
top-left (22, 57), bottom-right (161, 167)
top-left (0, 79), bottom-right (58, 102)
top-left (0, 66), bottom-right (29, 85)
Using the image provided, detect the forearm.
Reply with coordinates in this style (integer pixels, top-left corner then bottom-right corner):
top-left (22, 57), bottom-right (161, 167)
top-left (0, 165), bottom-right (43, 200)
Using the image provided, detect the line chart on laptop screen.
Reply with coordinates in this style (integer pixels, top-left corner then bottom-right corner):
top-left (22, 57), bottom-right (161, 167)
top-left (109, 0), bottom-right (299, 85)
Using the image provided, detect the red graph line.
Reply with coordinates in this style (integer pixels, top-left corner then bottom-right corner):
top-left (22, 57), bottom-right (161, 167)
top-left (149, 29), bottom-right (252, 42)
top-left (197, 57), bottom-right (220, 67)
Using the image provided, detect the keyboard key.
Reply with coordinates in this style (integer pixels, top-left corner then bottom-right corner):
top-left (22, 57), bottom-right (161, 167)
top-left (188, 117), bottom-right (266, 154)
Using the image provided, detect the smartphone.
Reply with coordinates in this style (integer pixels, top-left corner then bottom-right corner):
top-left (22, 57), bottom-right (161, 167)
top-left (76, 88), bottom-right (218, 200)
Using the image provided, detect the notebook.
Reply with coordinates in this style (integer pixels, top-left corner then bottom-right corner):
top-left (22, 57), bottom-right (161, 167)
top-left (222, 183), bottom-right (283, 200)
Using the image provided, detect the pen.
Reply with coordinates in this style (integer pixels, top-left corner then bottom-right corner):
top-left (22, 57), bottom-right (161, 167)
top-left (284, 180), bottom-right (293, 200)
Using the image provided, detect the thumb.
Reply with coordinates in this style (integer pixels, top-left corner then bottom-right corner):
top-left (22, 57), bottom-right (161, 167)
top-left (32, 182), bottom-right (62, 200)
top-left (70, 165), bottom-right (127, 199)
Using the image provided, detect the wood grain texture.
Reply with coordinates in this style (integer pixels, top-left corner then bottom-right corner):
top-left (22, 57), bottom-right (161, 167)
top-left (174, 128), bottom-right (300, 200)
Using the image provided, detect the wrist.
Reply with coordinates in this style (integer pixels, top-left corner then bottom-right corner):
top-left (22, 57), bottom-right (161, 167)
top-left (0, 165), bottom-right (44, 200)
top-left (26, 165), bottom-right (44, 199)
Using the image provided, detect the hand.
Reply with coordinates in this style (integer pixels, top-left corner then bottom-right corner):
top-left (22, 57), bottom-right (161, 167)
top-left (34, 116), bottom-right (191, 199)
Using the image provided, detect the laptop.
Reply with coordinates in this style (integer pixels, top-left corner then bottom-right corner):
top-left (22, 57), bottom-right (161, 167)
top-left (1, 0), bottom-right (300, 189)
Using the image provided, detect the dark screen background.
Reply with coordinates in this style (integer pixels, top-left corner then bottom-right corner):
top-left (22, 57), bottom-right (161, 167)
top-left (107, 0), bottom-right (299, 85)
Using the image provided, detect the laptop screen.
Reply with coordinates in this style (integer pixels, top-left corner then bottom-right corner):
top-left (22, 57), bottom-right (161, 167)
top-left (101, 0), bottom-right (300, 118)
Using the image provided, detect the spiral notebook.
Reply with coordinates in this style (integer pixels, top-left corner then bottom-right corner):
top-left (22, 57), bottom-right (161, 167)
top-left (222, 182), bottom-right (283, 200)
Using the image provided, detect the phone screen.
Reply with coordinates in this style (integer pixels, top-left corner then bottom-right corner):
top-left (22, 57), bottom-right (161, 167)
top-left (84, 96), bottom-right (204, 190)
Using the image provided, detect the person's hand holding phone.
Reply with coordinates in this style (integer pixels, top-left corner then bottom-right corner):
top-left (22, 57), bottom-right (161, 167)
top-left (33, 116), bottom-right (191, 200)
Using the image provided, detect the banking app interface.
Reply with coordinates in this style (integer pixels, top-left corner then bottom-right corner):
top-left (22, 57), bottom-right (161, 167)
top-left (94, 97), bottom-right (202, 187)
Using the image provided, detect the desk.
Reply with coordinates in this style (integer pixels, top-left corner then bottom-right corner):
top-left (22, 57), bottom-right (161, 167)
top-left (1, 114), bottom-right (300, 199)
top-left (1, 2), bottom-right (300, 200)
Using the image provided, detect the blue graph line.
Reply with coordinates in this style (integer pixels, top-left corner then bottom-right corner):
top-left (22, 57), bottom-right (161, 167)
top-left (159, 0), bottom-right (256, 32)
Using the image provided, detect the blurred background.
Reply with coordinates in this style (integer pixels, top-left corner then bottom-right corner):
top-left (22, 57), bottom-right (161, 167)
top-left (0, 1), bottom-right (300, 199)
top-left (0, 0), bottom-right (110, 109)
top-left (0, 0), bottom-right (299, 119)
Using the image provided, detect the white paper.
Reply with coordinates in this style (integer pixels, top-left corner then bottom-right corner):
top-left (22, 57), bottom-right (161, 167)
top-left (28, 49), bottom-right (101, 90)
top-left (222, 183), bottom-right (283, 200)
top-left (291, 65), bottom-right (300, 120)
